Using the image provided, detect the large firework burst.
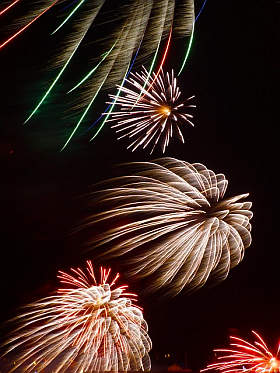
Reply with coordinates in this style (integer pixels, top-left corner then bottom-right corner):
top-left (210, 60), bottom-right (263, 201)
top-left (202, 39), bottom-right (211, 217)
top-left (108, 67), bottom-right (195, 153)
top-left (0, 0), bottom-right (196, 148)
top-left (202, 331), bottom-right (280, 373)
top-left (1, 261), bottom-right (152, 372)
top-left (83, 157), bottom-right (253, 296)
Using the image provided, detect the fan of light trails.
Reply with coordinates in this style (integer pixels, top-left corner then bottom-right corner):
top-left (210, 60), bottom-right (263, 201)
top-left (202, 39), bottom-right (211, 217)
top-left (1, 261), bottom-right (152, 372)
top-left (0, 0), bottom-right (195, 148)
top-left (108, 67), bottom-right (195, 153)
top-left (83, 157), bottom-right (253, 296)
top-left (202, 331), bottom-right (280, 373)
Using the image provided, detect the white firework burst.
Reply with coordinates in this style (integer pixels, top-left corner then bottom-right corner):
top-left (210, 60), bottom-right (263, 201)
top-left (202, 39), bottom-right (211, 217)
top-left (84, 158), bottom-right (253, 296)
top-left (1, 261), bottom-right (152, 372)
top-left (108, 67), bottom-right (196, 153)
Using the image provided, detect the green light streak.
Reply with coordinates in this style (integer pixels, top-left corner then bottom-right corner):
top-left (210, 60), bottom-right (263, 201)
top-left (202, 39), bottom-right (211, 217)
top-left (24, 33), bottom-right (87, 124)
top-left (51, 0), bottom-right (85, 35)
top-left (61, 78), bottom-right (106, 151)
top-left (178, 21), bottom-right (195, 76)
top-left (90, 65), bottom-right (130, 142)
top-left (67, 41), bottom-right (117, 93)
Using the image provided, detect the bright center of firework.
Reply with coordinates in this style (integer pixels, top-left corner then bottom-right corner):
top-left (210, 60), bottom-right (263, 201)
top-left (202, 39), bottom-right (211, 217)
top-left (96, 296), bottom-right (102, 305)
top-left (159, 106), bottom-right (171, 116)
top-left (269, 358), bottom-right (280, 372)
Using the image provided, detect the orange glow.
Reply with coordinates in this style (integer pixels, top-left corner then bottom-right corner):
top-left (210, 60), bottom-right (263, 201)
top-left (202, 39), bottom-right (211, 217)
top-left (159, 106), bottom-right (171, 116)
top-left (270, 358), bottom-right (280, 372)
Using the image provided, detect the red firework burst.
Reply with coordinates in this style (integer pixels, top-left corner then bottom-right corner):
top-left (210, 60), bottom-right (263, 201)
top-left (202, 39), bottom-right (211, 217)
top-left (202, 331), bottom-right (280, 373)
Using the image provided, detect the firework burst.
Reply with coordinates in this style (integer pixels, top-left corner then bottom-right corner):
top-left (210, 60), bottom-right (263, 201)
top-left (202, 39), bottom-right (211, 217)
top-left (83, 157), bottom-right (253, 296)
top-left (202, 331), bottom-right (280, 373)
top-left (0, 0), bottom-right (196, 148)
top-left (108, 67), bottom-right (195, 153)
top-left (1, 261), bottom-right (152, 372)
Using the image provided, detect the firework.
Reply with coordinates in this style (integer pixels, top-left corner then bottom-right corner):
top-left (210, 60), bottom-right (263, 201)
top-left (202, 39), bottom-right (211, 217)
top-left (0, 0), bottom-right (196, 148)
top-left (83, 157), bottom-right (253, 296)
top-left (108, 67), bottom-right (195, 153)
top-left (1, 261), bottom-right (152, 372)
top-left (202, 331), bottom-right (280, 373)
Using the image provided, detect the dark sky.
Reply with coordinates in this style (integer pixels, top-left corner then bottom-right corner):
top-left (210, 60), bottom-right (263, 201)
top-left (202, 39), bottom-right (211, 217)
top-left (0, 0), bottom-right (277, 371)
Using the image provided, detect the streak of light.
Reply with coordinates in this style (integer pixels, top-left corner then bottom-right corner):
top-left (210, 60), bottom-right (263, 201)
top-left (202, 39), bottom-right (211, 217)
top-left (0, 0), bottom-right (59, 50)
top-left (0, 0), bottom-right (21, 16)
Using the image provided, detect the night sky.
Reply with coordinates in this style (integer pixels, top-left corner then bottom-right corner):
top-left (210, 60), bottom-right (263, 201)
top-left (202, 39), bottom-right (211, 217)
top-left (0, 0), bottom-right (277, 371)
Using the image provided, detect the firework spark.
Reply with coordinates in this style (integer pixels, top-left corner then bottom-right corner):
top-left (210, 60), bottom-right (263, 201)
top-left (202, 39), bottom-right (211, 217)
top-left (108, 67), bottom-right (195, 153)
top-left (83, 157), bottom-right (253, 296)
top-left (202, 331), bottom-right (280, 373)
top-left (1, 261), bottom-right (152, 372)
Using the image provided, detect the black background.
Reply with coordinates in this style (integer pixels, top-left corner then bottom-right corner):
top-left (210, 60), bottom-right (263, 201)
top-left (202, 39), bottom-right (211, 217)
top-left (0, 0), bottom-right (277, 371)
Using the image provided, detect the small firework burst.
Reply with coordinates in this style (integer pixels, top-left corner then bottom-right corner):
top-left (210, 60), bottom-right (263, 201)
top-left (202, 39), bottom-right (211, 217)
top-left (108, 67), bottom-right (195, 153)
top-left (1, 261), bottom-right (152, 372)
top-left (202, 331), bottom-right (280, 373)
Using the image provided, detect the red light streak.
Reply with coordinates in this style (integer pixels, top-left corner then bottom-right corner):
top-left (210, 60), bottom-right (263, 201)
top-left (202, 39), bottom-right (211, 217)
top-left (139, 26), bottom-right (173, 103)
top-left (0, 0), bottom-right (21, 16)
top-left (0, 0), bottom-right (59, 50)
